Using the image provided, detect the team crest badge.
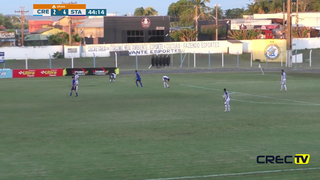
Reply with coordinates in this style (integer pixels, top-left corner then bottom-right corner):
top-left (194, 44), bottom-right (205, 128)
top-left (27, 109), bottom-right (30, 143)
top-left (141, 18), bottom-right (151, 29)
top-left (264, 44), bottom-right (281, 60)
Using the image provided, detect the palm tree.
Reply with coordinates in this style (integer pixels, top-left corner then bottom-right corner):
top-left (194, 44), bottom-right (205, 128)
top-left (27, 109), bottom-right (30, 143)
top-left (190, 0), bottom-right (211, 20)
top-left (269, 0), bottom-right (284, 13)
top-left (134, 7), bottom-right (158, 16)
top-left (187, 0), bottom-right (211, 40)
top-left (299, 0), bottom-right (314, 12)
top-left (245, 1), bottom-right (270, 15)
top-left (211, 6), bottom-right (224, 19)
top-left (312, 0), bottom-right (320, 11)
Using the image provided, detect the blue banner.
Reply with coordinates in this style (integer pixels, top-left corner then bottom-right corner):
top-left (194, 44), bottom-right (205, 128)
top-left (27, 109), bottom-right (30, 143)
top-left (0, 69), bottom-right (13, 78)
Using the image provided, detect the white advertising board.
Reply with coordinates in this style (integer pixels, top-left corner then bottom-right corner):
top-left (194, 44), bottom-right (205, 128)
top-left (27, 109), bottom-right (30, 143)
top-left (84, 41), bottom-right (229, 56)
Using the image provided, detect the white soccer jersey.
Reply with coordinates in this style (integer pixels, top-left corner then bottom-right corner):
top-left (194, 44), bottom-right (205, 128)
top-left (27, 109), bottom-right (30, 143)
top-left (75, 74), bottom-right (79, 84)
top-left (282, 72), bottom-right (286, 80)
top-left (111, 73), bottom-right (117, 79)
top-left (162, 76), bottom-right (169, 81)
top-left (224, 91), bottom-right (230, 101)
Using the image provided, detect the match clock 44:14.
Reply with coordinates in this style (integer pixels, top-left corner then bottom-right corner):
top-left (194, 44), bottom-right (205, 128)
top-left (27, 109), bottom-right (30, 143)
top-left (86, 9), bottom-right (107, 16)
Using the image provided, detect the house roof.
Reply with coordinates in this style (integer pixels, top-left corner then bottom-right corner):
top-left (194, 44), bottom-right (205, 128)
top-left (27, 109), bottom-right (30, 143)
top-left (30, 25), bottom-right (62, 34)
top-left (0, 25), bottom-right (6, 30)
top-left (25, 34), bottom-right (48, 41)
top-left (30, 28), bottom-right (52, 34)
top-left (58, 16), bottom-right (87, 21)
top-left (76, 18), bottom-right (103, 28)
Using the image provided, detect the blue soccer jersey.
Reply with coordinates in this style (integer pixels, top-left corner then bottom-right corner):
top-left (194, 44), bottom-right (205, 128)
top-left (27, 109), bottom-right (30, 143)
top-left (136, 72), bottom-right (141, 80)
top-left (71, 79), bottom-right (76, 90)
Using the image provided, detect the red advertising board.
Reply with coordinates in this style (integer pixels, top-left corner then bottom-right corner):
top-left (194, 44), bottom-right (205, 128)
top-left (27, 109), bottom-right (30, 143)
top-left (13, 69), bottom-right (63, 78)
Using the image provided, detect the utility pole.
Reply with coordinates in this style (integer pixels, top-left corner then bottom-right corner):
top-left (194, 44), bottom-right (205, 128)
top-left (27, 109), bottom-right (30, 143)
top-left (15, 7), bottom-right (29, 46)
top-left (296, 0), bottom-right (299, 29)
top-left (215, 4), bottom-right (218, 41)
top-left (195, 5), bottom-right (198, 41)
top-left (69, 17), bottom-right (72, 45)
top-left (283, 2), bottom-right (285, 27)
top-left (286, 0), bottom-right (292, 67)
top-left (62, 1), bottom-right (76, 45)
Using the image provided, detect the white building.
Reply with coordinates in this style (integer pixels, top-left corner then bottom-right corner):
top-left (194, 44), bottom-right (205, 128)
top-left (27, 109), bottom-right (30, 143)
top-left (252, 12), bottom-right (320, 30)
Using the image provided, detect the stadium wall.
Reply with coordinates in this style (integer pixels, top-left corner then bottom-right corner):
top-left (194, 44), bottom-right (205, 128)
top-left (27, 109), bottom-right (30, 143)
top-left (1, 38), bottom-right (320, 60)
top-left (1, 46), bottom-right (63, 60)
top-left (241, 38), bottom-right (320, 53)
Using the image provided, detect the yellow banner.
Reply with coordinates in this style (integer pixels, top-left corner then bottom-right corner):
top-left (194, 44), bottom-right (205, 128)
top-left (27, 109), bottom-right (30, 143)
top-left (252, 39), bottom-right (286, 62)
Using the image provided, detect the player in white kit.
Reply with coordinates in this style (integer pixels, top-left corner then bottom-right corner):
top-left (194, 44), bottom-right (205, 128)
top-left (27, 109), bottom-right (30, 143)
top-left (74, 72), bottom-right (79, 91)
top-left (223, 88), bottom-right (230, 112)
top-left (162, 76), bottom-right (170, 88)
top-left (110, 73), bottom-right (116, 82)
top-left (280, 69), bottom-right (287, 91)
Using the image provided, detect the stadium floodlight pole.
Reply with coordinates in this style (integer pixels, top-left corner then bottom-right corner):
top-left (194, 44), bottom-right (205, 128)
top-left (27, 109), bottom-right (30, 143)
top-left (286, 0), bottom-right (292, 67)
top-left (14, 7), bottom-right (29, 46)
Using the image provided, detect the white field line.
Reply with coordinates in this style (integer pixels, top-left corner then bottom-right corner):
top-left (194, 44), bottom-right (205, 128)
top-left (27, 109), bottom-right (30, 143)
top-left (143, 167), bottom-right (320, 180)
top-left (231, 99), bottom-right (319, 106)
top-left (179, 84), bottom-right (320, 106)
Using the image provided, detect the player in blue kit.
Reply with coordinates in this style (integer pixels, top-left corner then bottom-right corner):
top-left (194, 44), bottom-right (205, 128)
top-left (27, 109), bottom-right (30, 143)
top-left (70, 76), bottom-right (78, 97)
top-left (135, 70), bottom-right (143, 87)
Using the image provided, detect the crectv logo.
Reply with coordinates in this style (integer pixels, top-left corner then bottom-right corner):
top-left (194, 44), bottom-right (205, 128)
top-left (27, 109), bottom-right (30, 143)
top-left (257, 154), bottom-right (310, 164)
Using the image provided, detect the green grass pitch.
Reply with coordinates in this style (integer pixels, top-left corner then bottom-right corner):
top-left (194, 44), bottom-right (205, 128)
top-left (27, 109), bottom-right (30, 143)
top-left (1, 71), bottom-right (320, 180)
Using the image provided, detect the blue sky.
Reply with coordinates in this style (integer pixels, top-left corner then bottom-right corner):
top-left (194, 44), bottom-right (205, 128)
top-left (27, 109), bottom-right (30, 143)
top-left (1, 0), bottom-right (253, 15)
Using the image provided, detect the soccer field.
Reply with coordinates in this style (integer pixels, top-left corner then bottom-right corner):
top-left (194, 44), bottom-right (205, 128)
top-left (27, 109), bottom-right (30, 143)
top-left (1, 71), bottom-right (320, 180)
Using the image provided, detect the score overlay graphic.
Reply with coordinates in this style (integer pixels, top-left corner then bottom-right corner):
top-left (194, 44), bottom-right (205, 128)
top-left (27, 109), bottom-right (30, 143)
top-left (33, 4), bottom-right (107, 16)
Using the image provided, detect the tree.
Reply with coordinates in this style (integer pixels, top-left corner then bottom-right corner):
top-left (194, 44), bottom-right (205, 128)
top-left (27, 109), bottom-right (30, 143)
top-left (134, 7), bottom-right (158, 16)
top-left (47, 32), bottom-right (81, 45)
top-left (48, 32), bottom-right (68, 45)
top-left (269, 0), bottom-right (285, 13)
top-left (167, 0), bottom-right (211, 26)
top-left (310, 0), bottom-right (320, 11)
top-left (200, 25), bottom-right (225, 39)
top-left (0, 14), bottom-right (28, 29)
top-left (72, 33), bottom-right (81, 42)
top-left (292, 26), bottom-right (311, 38)
top-left (228, 29), bottom-right (261, 40)
top-left (244, 1), bottom-right (271, 15)
top-left (225, 8), bottom-right (245, 19)
top-left (211, 6), bottom-right (224, 19)
top-left (244, 0), bottom-right (317, 14)
top-left (299, 0), bottom-right (314, 12)
top-left (134, 7), bottom-right (145, 16)
top-left (170, 28), bottom-right (197, 41)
